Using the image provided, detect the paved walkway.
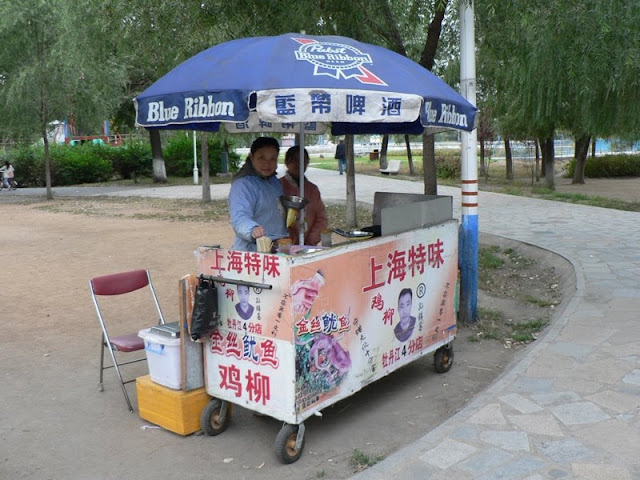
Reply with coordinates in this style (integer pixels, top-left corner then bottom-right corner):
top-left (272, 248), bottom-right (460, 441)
top-left (15, 168), bottom-right (640, 479)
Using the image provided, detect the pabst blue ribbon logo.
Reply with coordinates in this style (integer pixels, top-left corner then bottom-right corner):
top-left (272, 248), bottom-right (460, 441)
top-left (292, 38), bottom-right (387, 86)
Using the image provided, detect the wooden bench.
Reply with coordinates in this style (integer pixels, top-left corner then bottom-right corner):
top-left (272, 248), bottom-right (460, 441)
top-left (379, 159), bottom-right (401, 175)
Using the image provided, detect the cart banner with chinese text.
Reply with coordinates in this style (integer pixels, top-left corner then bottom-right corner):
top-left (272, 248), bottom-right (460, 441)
top-left (290, 221), bottom-right (458, 416)
top-left (195, 219), bottom-right (457, 423)
top-left (196, 247), bottom-right (297, 421)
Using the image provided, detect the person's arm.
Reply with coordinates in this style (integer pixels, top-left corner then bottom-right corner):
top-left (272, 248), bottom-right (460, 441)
top-left (229, 179), bottom-right (260, 241)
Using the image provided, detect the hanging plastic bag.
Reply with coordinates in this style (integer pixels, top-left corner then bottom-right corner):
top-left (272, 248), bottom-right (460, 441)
top-left (190, 276), bottom-right (219, 341)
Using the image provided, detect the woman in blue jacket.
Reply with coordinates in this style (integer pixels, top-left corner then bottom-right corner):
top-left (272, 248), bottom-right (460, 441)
top-left (228, 137), bottom-right (288, 251)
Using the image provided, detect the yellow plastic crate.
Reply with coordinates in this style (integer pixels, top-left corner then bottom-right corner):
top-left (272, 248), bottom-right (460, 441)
top-left (136, 375), bottom-right (210, 436)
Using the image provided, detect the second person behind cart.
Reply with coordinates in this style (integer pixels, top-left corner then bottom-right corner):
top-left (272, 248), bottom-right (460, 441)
top-left (280, 146), bottom-right (328, 246)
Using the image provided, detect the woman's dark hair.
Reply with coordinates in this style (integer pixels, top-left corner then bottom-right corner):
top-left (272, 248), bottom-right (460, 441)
top-left (250, 136), bottom-right (280, 155)
top-left (284, 146), bottom-right (309, 165)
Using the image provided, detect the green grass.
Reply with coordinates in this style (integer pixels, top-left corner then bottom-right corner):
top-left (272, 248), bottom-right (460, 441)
top-left (469, 307), bottom-right (550, 344)
top-left (504, 249), bottom-right (534, 268)
top-left (511, 319), bottom-right (549, 342)
top-left (479, 245), bottom-right (504, 269)
top-left (350, 449), bottom-right (385, 472)
top-left (520, 294), bottom-right (556, 307)
top-left (469, 307), bottom-right (506, 342)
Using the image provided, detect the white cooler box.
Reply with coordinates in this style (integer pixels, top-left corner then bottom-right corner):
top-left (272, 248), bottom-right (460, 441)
top-left (139, 324), bottom-right (181, 390)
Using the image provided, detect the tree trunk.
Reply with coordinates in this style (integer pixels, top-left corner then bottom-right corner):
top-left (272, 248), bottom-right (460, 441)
top-left (422, 130), bottom-right (437, 195)
top-left (479, 139), bottom-right (486, 177)
top-left (541, 136), bottom-right (556, 190)
top-left (149, 129), bottom-right (167, 183)
top-left (379, 134), bottom-right (389, 170)
top-left (42, 129), bottom-right (53, 200)
top-left (419, 1), bottom-right (448, 70)
top-left (417, 1), bottom-right (447, 193)
top-left (504, 138), bottom-right (513, 180)
top-left (591, 137), bottom-right (596, 158)
top-left (535, 139), bottom-right (541, 182)
top-left (200, 132), bottom-right (211, 202)
top-left (538, 137), bottom-right (546, 178)
top-left (345, 134), bottom-right (357, 229)
top-left (405, 135), bottom-right (415, 175)
top-left (572, 134), bottom-right (591, 184)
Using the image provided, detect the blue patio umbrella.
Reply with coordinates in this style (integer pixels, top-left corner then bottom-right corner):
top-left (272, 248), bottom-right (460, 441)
top-left (135, 33), bottom-right (476, 134)
top-left (134, 33), bottom-right (477, 243)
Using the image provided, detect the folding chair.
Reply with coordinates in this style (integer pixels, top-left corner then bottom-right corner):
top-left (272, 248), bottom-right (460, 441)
top-left (90, 269), bottom-right (166, 412)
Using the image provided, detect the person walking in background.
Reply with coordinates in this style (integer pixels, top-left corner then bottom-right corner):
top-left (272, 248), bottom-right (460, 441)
top-left (0, 161), bottom-right (16, 190)
top-left (280, 146), bottom-right (328, 245)
top-left (334, 138), bottom-right (346, 175)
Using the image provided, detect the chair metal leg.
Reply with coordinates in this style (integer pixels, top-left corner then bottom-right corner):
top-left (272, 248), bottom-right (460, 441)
top-left (104, 341), bottom-right (135, 412)
top-left (98, 336), bottom-right (105, 392)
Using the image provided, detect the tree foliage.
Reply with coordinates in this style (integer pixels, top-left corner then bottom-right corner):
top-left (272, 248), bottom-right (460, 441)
top-left (0, 1), bottom-right (128, 197)
top-left (476, 0), bottom-right (640, 185)
top-left (0, 1), bottom-right (127, 138)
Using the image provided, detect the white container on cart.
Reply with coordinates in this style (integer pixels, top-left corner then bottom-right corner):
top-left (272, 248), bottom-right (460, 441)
top-left (138, 328), bottom-right (182, 390)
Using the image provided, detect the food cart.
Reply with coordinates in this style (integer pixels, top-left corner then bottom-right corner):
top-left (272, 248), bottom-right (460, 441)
top-left (196, 193), bottom-right (457, 463)
top-left (133, 32), bottom-right (477, 463)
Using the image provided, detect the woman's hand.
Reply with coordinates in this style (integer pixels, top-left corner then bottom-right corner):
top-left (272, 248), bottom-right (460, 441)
top-left (252, 226), bottom-right (265, 238)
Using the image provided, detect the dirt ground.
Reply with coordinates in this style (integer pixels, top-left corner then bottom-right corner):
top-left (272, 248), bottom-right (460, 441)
top-left (0, 189), bottom-right (585, 480)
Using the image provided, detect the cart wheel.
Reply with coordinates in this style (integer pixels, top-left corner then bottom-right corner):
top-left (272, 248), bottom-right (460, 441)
top-left (275, 423), bottom-right (305, 464)
top-left (434, 344), bottom-right (454, 373)
top-left (200, 399), bottom-right (231, 436)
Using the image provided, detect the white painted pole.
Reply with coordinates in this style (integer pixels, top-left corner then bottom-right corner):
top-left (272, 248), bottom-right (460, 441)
top-left (192, 131), bottom-right (199, 185)
top-left (459, 0), bottom-right (478, 323)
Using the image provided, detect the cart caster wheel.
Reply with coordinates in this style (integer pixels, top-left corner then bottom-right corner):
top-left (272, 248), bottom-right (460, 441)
top-left (98, 383), bottom-right (104, 392)
top-left (200, 399), bottom-right (231, 436)
top-left (275, 423), bottom-right (305, 464)
top-left (434, 344), bottom-right (454, 373)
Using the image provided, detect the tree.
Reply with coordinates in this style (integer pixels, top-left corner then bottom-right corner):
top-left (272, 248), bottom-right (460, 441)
top-left (477, 0), bottom-right (640, 188)
top-left (103, 0), bottom-right (234, 184)
top-left (0, 1), bottom-right (127, 198)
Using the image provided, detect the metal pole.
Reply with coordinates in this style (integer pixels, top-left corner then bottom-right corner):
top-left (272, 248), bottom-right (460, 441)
top-left (298, 125), bottom-right (306, 246)
top-left (192, 131), bottom-right (199, 185)
top-left (459, 0), bottom-right (478, 323)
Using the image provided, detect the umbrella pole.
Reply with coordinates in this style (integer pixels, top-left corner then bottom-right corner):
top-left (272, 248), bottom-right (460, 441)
top-left (298, 126), bottom-right (306, 245)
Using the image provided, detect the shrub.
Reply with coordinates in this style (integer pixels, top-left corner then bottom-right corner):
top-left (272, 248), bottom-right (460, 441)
top-left (2, 143), bottom-right (113, 187)
top-left (51, 144), bottom-right (112, 185)
top-left (436, 150), bottom-right (461, 179)
top-left (564, 154), bottom-right (640, 178)
top-left (163, 133), bottom-right (240, 176)
top-left (0, 146), bottom-right (42, 187)
top-left (111, 140), bottom-right (152, 181)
